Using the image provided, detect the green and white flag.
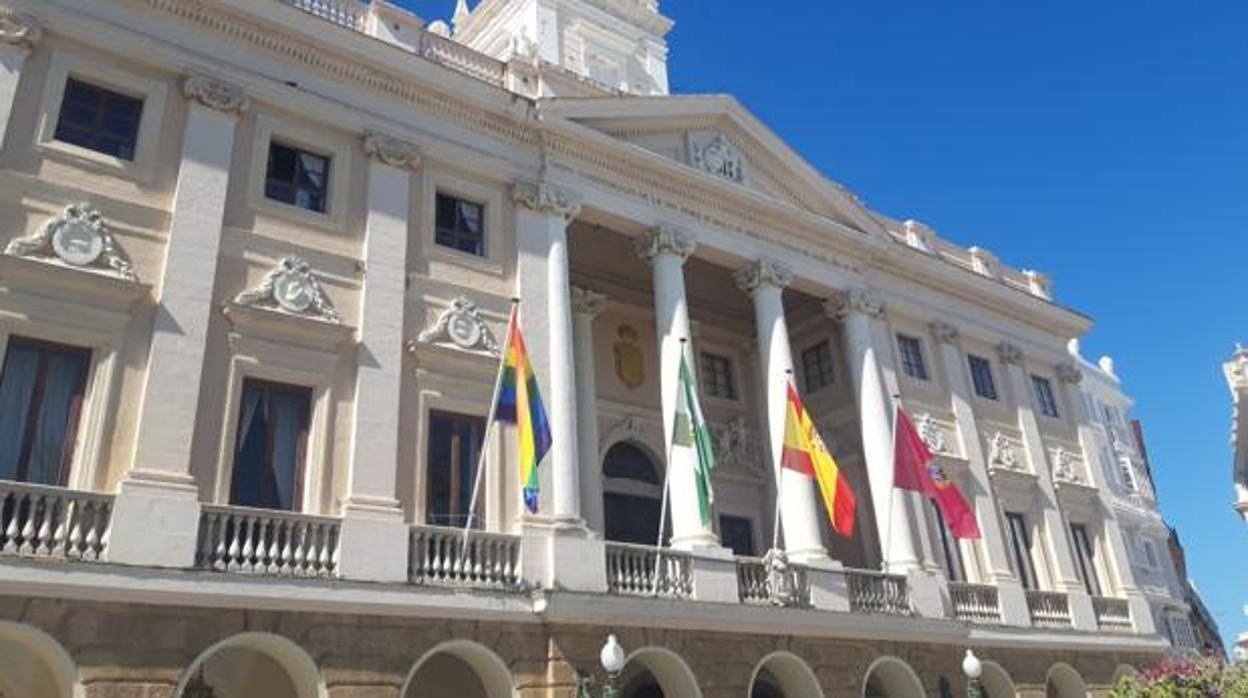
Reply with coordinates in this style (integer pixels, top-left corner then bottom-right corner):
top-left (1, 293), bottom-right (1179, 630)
top-left (673, 353), bottom-right (716, 526)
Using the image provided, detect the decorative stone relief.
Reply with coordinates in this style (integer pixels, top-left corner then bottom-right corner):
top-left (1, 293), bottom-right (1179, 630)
top-left (634, 224), bottom-right (695, 263)
top-left (363, 131), bottom-right (421, 170)
top-left (996, 342), bottom-right (1023, 366)
top-left (1050, 448), bottom-right (1080, 484)
top-left (762, 547), bottom-right (799, 607)
top-left (233, 257), bottom-right (340, 323)
top-left (692, 132), bottom-right (744, 183)
top-left (4, 203), bottom-right (137, 280)
top-left (182, 74), bottom-right (249, 114)
top-left (917, 413), bottom-right (947, 454)
top-left (989, 432), bottom-right (1020, 470)
top-left (600, 414), bottom-right (646, 452)
top-left (902, 219), bottom-right (935, 253)
top-left (733, 258), bottom-right (793, 295)
top-left (0, 9), bottom-right (40, 48)
top-left (1024, 270), bottom-right (1052, 300)
top-left (512, 180), bottom-right (582, 220)
top-left (825, 288), bottom-right (886, 321)
top-left (969, 246), bottom-right (999, 279)
top-left (1056, 362), bottom-right (1083, 385)
top-left (612, 325), bottom-right (645, 389)
top-left (417, 296), bottom-right (499, 355)
top-left (929, 321), bottom-right (959, 344)
top-left (570, 286), bottom-right (608, 318)
top-left (710, 416), bottom-right (761, 474)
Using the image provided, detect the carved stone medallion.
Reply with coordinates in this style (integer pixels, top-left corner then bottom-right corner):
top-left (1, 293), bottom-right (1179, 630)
top-left (692, 133), bottom-right (744, 183)
top-left (4, 203), bottom-right (137, 280)
top-left (417, 296), bottom-right (500, 356)
top-left (613, 325), bottom-right (645, 389)
top-left (233, 257), bottom-right (339, 323)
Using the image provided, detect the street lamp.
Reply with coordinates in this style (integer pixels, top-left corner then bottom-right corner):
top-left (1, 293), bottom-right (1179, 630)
top-left (962, 649), bottom-right (984, 698)
top-left (577, 634), bottom-right (627, 698)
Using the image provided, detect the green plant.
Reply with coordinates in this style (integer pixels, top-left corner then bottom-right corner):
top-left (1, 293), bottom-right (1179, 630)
top-left (1108, 657), bottom-right (1248, 697)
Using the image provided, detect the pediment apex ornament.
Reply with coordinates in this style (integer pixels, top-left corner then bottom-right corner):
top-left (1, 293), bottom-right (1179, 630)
top-left (417, 296), bottom-right (500, 356)
top-left (930, 321), bottom-right (959, 344)
top-left (1056, 362), bottom-right (1083, 385)
top-left (233, 256), bottom-right (340, 323)
top-left (733, 258), bottom-right (792, 296)
top-left (692, 132), bottom-right (744, 183)
top-left (996, 342), bottom-right (1023, 366)
top-left (0, 9), bottom-right (40, 48)
top-left (634, 224), bottom-right (695, 263)
top-left (512, 180), bottom-right (582, 221)
top-left (824, 288), bottom-right (885, 321)
top-left (182, 74), bottom-right (249, 114)
top-left (989, 432), bottom-right (1020, 470)
top-left (917, 413), bottom-right (947, 454)
top-left (363, 130), bottom-right (421, 170)
top-left (4, 203), bottom-right (137, 280)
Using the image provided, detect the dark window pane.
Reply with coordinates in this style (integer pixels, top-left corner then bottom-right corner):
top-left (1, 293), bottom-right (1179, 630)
top-left (265, 142), bottom-right (330, 213)
top-left (1033, 375), bottom-right (1060, 418)
top-left (1006, 512), bottom-right (1036, 590)
top-left (897, 334), bottom-right (928, 381)
top-left (719, 515), bottom-right (756, 557)
top-left (699, 352), bottom-right (736, 400)
top-left (53, 78), bottom-right (143, 161)
top-left (434, 193), bottom-right (485, 257)
top-left (425, 411), bottom-right (485, 527)
top-left (0, 337), bottom-right (91, 486)
top-left (801, 341), bottom-right (835, 393)
top-left (969, 355), bottom-right (998, 400)
top-left (230, 379), bottom-right (312, 511)
top-left (602, 442), bottom-right (667, 544)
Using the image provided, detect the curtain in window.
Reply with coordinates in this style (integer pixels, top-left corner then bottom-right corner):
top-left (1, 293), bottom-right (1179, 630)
top-left (0, 345), bottom-right (39, 480)
top-left (268, 390), bottom-right (308, 511)
top-left (25, 353), bottom-right (84, 485)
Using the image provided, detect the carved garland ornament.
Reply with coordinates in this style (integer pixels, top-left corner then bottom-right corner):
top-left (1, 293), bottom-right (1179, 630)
top-left (417, 296), bottom-right (500, 356)
top-left (233, 256), bottom-right (340, 323)
top-left (0, 8), bottom-right (40, 48)
top-left (363, 131), bottom-right (421, 170)
top-left (512, 180), bottom-right (582, 221)
top-left (182, 74), bottom-right (249, 114)
top-left (4, 203), bottom-right (137, 280)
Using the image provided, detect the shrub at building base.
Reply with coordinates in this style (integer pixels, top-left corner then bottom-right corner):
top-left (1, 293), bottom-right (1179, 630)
top-left (1109, 657), bottom-right (1248, 697)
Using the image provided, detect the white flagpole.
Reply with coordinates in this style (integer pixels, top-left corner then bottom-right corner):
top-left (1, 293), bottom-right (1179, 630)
top-left (652, 338), bottom-right (686, 596)
top-left (461, 299), bottom-right (519, 557)
top-left (771, 370), bottom-right (795, 554)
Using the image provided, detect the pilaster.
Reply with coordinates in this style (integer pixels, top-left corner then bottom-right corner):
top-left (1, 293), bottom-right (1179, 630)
top-left (0, 8), bottom-right (39, 150)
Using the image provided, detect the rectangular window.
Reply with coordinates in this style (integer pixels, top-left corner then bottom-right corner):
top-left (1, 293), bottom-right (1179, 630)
top-left (933, 504), bottom-right (966, 582)
top-left (1069, 523), bottom-right (1103, 596)
top-left (0, 337), bottom-right (92, 486)
top-left (426, 411), bottom-right (486, 527)
top-left (968, 355), bottom-right (998, 400)
top-left (1032, 375), bottom-right (1060, 418)
top-left (800, 341), bottom-right (835, 393)
top-left (265, 142), bottom-right (331, 213)
top-left (1142, 539), bottom-right (1159, 568)
top-left (719, 514), bottom-right (756, 557)
top-left (1005, 512), bottom-right (1038, 590)
top-left (229, 379), bottom-right (312, 511)
top-left (435, 193), bottom-right (486, 257)
top-left (54, 78), bottom-right (144, 160)
top-left (897, 334), bottom-right (929, 380)
top-left (699, 352), bottom-right (737, 400)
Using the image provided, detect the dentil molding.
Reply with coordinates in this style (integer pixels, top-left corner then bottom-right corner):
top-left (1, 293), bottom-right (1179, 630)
top-left (733, 258), bottom-right (793, 295)
top-left (363, 130), bottom-right (421, 170)
top-left (0, 8), bottom-right (40, 48)
top-left (233, 256), bottom-right (340, 323)
top-left (4, 203), bottom-right (137, 281)
top-left (182, 74), bottom-right (250, 114)
top-left (634, 224), bottom-right (695, 263)
top-left (512, 180), bottom-right (582, 221)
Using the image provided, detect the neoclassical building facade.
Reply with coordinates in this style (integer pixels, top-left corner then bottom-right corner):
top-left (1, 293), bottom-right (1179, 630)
top-left (0, 0), bottom-right (1196, 696)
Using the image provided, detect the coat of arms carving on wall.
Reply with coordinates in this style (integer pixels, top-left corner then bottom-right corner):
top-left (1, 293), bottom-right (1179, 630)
top-left (613, 325), bottom-right (645, 389)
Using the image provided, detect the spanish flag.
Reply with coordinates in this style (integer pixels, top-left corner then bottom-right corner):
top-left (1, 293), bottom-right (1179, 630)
top-left (780, 382), bottom-right (856, 536)
top-left (494, 309), bottom-right (551, 514)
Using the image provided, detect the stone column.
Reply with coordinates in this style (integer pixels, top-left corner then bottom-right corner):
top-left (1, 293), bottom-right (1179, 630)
top-left (0, 10), bottom-right (37, 149)
top-left (637, 225), bottom-right (718, 550)
top-left (735, 259), bottom-right (826, 562)
top-left (830, 289), bottom-right (922, 573)
top-left (110, 75), bottom-right (248, 569)
top-left (571, 286), bottom-right (607, 534)
top-left (336, 132), bottom-right (420, 583)
top-left (929, 321), bottom-right (1017, 584)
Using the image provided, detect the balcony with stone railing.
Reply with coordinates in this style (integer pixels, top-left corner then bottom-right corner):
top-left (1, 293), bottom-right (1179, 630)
top-left (195, 504), bottom-right (341, 578)
top-left (604, 542), bottom-right (693, 599)
top-left (736, 556), bottom-right (810, 607)
top-left (845, 569), bottom-right (912, 616)
top-left (0, 480), bottom-right (112, 562)
top-left (1092, 596), bottom-right (1133, 632)
top-left (1026, 590), bottom-right (1074, 629)
top-left (949, 582), bottom-right (1004, 624)
top-left (409, 525), bottom-right (523, 592)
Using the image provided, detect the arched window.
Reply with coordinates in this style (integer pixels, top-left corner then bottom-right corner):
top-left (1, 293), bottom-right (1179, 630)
top-left (603, 442), bottom-right (666, 545)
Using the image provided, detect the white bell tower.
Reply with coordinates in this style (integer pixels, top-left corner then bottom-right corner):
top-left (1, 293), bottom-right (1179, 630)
top-left (447, 0), bottom-right (674, 96)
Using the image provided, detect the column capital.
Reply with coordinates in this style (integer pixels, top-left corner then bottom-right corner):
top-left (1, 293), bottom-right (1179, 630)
top-left (634, 223), bottom-right (695, 263)
top-left (0, 9), bottom-right (41, 49)
top-left (929, 321), bottom-right (960, 344)
top-left (824, 288), bottom-right (885, 321)
top-left (570, 286), bottom-right (607, 318)
top-left (1056, 362), bottom-right (1083, 385)
top-left (181, 74), bottom-right (250, 115)
top-left (734, 258), bottom-right (792, 296)
top-left (513, 179), bottom-right (582, 220)
top-left (996, 341), bottom-right (1024, 366)
top-left (363, 130), bottom-right (421, 170)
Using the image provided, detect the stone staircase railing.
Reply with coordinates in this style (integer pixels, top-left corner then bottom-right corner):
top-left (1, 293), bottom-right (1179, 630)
top-left (195, 505), bottom-right (340, 578)
top-left (1026, 590), bottom-right (1073, 629)
top-left (846, 569), bottom-right (911, 615)
top-left (0, 480), bottom-right (112, 561)
top-left (949, 582), bottom-right (1003, 624)
top-left (1092, 596), bottom-right (1133, 632)
top-left (605, 542), bottom-right (693, 599)
top-left (409, 525), bottom-right (523, 591)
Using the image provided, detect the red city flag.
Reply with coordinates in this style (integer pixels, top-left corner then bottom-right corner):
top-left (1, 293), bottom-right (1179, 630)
top-left (893, 404), bottom-right (981, 539)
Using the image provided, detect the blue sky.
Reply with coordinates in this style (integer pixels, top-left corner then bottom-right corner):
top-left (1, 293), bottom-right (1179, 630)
top-left (408, 1), bottom-right (1247, 645)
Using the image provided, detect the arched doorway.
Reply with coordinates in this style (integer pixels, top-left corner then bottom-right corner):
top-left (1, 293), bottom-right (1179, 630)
top-left (1045, 663), bottom-right (1087, 698)
top-left (862, 657), bottom-right (924, 698)
top-left (980, 661), bottom-right (1016, 698)
top-left (618, 647), bottom-right (701, 698)
top-left (402, 641), bottom-right (513, 698)
top-left (603, 441), bottom-right (666, 544)
top-left (750, 652), bottom-right (823, 698)
top-left (175, 632), bottom-right (322, 698)
top-left (0, 621), bottom-right (79, 698)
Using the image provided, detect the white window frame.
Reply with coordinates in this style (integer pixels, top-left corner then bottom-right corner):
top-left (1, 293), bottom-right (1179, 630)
top-left (248, 115), bottom-right (352, 232)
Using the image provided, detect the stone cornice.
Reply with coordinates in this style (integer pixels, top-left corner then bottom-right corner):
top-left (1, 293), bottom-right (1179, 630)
top-left (634, 224), bottom-right (695, 263)
top-left (734, 259), bottom-right (793, 296)
top-left (512, 180), bottom-right (582, 220)
top-left (182, 74), bottom-right (250, 114)
top-left (825, 288), bottom-right (886, 321)
top-left (363, 131), bottom-right (421, 170)
top-left (0, 7), bottom-right (40, 48)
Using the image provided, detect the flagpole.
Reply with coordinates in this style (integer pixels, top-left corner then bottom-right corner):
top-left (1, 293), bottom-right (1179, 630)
top-left (652, 337), bottom-right (686, 597)
top-left (882, 394), bottom-right (900, 573)
top-left (462, 298), bottom-right (520, 557)
top-left (771, 370), bottom-right (795, 554)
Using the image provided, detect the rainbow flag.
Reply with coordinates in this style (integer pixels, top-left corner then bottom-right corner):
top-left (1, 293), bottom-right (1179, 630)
top-left (494, 309), bottom-right (551, 514)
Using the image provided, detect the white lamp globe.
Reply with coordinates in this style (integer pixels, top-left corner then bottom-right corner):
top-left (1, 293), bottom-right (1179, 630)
top-left (600, 634), bottom-right (626, 675)
top-left (962, 650), bottom-right (983, 680)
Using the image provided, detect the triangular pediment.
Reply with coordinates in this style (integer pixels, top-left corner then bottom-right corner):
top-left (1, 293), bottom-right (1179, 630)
top-left (543, 95), bottom-right (887, 236)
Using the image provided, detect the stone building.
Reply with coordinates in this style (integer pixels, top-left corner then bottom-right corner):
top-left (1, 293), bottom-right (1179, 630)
top-left (1222, 347), bottom-right (1248, 660)
top-left (0, 0), bottom-right (1195, 695)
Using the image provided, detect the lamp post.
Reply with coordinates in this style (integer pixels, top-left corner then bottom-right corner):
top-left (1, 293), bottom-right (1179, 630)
top-left (962, 649), bottom-right (984, 698)
top-left (577, 634), bottom-right (626, 698)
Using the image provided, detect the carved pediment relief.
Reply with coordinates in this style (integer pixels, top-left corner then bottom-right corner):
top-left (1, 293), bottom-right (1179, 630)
top-left (417, 296), bottom-right (500, 356)
top-left (4, 203), bottom-right (137, 281)
top-left (233, 256), bottom-right (340, 323)
top-left (710, 416), bottom-right (764, 480)
top-left (691, 132), bottom-right (744, 184)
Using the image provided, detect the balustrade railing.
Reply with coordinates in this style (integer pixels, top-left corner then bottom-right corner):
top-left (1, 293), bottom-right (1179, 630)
top-left (949, 582), bottom-right (1003, 624)
top-left (1092, 596), bottom-right (1133, 632)
top-left (196, 505), bottom-right (340, 578)
top-left (846, 569), bottom-right (911, 615)
top-left (284, 0), bottom-right (369, 31)
top-left (605, 542), bottom-right (692, 598)
top-left (419, 33), bottom-right (507, 87)
top-left (0, 481), bottom-right (112, 561)
top-left (409, 525), bottom-right (523, 591)
top-left (736, 556), bottom-right (809, 607)
top-left (1026, 590), bottom-right (1073, 629)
